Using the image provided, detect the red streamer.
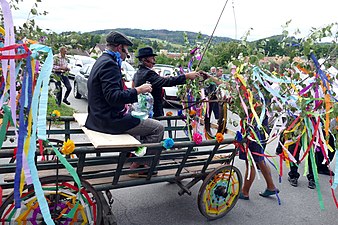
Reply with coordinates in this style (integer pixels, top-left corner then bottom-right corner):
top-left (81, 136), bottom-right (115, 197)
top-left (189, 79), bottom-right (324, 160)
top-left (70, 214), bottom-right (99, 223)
top-left (38, 139), bottom-right (45, 161)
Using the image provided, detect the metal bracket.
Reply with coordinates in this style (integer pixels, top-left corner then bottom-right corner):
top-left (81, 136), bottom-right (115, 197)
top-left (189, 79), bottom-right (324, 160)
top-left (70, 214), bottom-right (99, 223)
top-left (176, 181), bottom-right (192, 196)
top-left (105, 190), bottom-right (114, 206)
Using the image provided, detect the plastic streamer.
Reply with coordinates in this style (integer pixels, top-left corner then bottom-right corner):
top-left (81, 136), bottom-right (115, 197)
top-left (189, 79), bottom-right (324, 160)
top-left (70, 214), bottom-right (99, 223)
top-left (229, 50), bottom-right (338, 208)
top-left (0, 1), bottom-right (57, 223)
top-left (0, 0), bottom-right (18, 139)
top-left (26, 45), bottom-right (55, 224)
top-left (30, 44), bottom-right (54, 140)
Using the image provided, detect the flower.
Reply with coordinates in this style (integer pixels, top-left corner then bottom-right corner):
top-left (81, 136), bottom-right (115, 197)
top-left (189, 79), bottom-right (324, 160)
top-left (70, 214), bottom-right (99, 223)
top-left (61, 139), bottom-right (75, 155)
top-left (191, 121), bottom-right (197, 129)
top-left (166, 111), bottom-right (173, 116)
top-left (216, 133), bottom-right (224, 143)
top-left (51, 110), bottom-right (61, 118)
top-left (177, 110), bottom-right (183, 116)
top-left (190, 47), bottom-right (199, 55)
top-left (189, 109), bottom-right (196, 117)
top-left (193, 132), bottom-right (202, 145)
top-left (162, 138), bottom-right (175, 149)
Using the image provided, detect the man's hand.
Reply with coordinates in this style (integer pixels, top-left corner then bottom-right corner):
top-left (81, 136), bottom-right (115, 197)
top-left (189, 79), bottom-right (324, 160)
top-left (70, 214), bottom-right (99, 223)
top-left (198, 70), bottom-right (210, 80)
top-left (136, 83), bottom-right (152, 94)
top-left (185, 71), bottom-right (200, 80)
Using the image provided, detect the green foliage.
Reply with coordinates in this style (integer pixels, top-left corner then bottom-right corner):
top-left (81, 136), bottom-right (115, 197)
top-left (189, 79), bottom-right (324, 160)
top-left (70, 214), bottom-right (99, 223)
top-left (47, 95), bottom-right (75, 116)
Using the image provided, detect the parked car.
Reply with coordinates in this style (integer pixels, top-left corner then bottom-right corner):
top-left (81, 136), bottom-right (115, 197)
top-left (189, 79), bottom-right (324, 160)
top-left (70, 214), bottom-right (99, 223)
top-left (121, 61), bottom-right (136, 82)
top-left (73, 62), bottom-right (135, 99)
top-left (153, 64), bottom-right (176, 77)
top-left (121, 61), bottom-right (136, 88)
top-left (73, 63), bottom-right (94, 99)
top-left (68, 55), bottom-right (96, 78)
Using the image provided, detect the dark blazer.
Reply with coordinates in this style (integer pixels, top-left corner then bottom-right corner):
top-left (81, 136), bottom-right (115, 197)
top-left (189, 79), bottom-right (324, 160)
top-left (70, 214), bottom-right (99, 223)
top-left (133, 65), bottom-right (186, 117)
top-left (85, 53), bottom-right (140, 134)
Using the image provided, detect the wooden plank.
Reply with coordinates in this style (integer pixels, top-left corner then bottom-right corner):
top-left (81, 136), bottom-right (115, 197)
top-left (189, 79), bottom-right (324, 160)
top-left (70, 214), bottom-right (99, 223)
top-left (73, 113), bottom-right (141, 148)
top-left (81, 127), bottom-right (141, 148)
top-left (73, 113), bottom-right (88, 127)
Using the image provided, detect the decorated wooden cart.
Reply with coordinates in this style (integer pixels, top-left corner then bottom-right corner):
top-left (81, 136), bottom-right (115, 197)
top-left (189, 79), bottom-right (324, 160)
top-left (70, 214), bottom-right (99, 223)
top-left (1, 0), bottom-right (338, 224)
top-left (0, 114), bottom-right (242, 224)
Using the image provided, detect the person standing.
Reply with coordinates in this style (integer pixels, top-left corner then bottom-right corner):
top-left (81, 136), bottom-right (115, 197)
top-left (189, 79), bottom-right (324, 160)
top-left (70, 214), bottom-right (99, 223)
top-left (85, 32), bottom-right (164, 176)
top-left (238, 89), bottom-right (280, 200)
top-left (205, 66), bottom-right (219, 120)
top-left (53, 46), bottom-right (72, 105)
top-left (216, 67), bottom-right (223, 78)
top-left (133, 47), bottom-right (200, 117)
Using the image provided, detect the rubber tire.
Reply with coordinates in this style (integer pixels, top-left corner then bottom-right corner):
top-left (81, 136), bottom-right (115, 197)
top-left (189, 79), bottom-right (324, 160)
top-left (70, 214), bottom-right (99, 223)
top-left (198, 165), bottom-right (242, 220)
top-left (74, 81), bottom-right (82, 99)
top-left (0, 175), bottom-right (103, 224)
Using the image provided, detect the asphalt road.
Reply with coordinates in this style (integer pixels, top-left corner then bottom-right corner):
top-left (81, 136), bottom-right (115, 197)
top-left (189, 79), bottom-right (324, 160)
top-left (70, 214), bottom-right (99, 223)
top-left (66, 81), bottom-right (337, 225)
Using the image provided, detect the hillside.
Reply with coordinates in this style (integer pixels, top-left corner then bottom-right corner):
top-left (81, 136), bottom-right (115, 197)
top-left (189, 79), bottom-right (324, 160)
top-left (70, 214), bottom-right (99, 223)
top-left (89, 28), bottom-right (235, 46)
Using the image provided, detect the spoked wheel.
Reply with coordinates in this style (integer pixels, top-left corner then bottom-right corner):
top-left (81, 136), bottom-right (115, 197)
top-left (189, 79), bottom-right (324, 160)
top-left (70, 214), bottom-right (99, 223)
top-left (0, 175), bottom-right (102, 224)
top-left (198, 165), bottom-right (242, 220)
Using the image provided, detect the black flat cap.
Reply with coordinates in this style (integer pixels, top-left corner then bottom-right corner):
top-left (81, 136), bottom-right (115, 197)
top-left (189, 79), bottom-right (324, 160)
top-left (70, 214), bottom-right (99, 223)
top-left (106, 31), bottom-right (133, 46)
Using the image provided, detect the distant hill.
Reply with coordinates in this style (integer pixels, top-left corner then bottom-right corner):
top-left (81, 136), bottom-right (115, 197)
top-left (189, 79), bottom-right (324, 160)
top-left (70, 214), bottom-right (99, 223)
top-left (89, 28), bottom-right (236, 46)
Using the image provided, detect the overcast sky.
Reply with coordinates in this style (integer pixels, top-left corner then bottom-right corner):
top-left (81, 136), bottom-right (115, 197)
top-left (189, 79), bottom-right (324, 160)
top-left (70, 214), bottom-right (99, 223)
top-left (11, 0), bottom-right (338, 41)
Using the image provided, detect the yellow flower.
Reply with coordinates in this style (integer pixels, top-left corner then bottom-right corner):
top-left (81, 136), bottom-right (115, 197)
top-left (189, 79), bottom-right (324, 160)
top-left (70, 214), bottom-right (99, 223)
top-left (61, 139), bottom-right (75, 155)
top-left (52, 110), bottom-right (61, 118)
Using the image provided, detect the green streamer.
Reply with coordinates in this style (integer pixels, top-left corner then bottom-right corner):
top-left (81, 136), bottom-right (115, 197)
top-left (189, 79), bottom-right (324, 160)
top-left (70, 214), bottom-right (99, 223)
top-left (310, 145), bottom-right (325, 210)
top-left (0, 105), bottom-right (14, 149)
top-left (64, 200), bottom-right (80, 218)
top-left (50, 143), bottom-right (82, 192)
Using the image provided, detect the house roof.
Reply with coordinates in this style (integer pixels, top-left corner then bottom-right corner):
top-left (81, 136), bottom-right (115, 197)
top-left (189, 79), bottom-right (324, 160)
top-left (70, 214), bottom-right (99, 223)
top-left (95, 44), bottom-right (106, 51)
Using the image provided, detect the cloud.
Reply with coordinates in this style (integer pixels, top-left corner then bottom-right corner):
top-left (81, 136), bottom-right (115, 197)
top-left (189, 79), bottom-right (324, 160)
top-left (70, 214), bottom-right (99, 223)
top-left (10, 0), bottom-right (338, 41)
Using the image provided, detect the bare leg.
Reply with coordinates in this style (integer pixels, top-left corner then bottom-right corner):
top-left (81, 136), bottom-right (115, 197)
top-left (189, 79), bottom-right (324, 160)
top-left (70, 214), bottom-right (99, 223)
top-left (256, 160), bottom-right (276, 190)
top-left (241, 160), bottom-right (256, 197)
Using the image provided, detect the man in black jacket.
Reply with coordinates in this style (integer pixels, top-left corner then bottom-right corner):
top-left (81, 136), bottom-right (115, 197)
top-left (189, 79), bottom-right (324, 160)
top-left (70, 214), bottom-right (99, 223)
top-left (85, 32), bottom-right (164, 172)
top-left (133, 47), bottom-right (200, 117)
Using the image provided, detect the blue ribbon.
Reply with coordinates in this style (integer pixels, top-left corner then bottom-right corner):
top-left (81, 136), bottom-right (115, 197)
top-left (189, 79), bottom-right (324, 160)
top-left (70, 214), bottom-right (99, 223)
top-left (29, 44), bottom-right (54, 140)
top-left (14, 60), bottom-right (28, 208)
top-left (310, 53), bottom-right (337, 102)
top-left (27, 44), bottom-right (55, 224)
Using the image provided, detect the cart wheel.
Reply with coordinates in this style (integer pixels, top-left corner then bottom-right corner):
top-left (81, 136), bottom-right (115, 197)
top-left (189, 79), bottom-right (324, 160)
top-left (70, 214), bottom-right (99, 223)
top-left (198, 165), bottom-right (242, 220)
top-left (0, 175), bottom-right (102, 224)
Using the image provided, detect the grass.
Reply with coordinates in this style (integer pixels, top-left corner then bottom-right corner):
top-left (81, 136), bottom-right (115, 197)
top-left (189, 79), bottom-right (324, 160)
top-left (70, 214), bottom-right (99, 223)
top-left (47, 95), bottom-right (76, 117)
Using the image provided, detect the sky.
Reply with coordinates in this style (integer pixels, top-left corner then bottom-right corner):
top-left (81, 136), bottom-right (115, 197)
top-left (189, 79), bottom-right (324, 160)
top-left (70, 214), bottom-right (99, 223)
top-left (10, 0), bottom-right (338, 41)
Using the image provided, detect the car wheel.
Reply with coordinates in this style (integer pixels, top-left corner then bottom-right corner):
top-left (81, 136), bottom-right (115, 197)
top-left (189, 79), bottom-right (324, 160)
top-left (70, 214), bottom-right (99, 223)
top-left (74, 81), bottom-right (82, 99)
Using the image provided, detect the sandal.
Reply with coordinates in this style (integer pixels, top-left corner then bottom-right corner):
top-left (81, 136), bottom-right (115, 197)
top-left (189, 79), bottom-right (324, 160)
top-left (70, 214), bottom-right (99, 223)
top-left (238, 192), bottom-right (249, 200)
top-left (259, 188), bottom-right (280, 197)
